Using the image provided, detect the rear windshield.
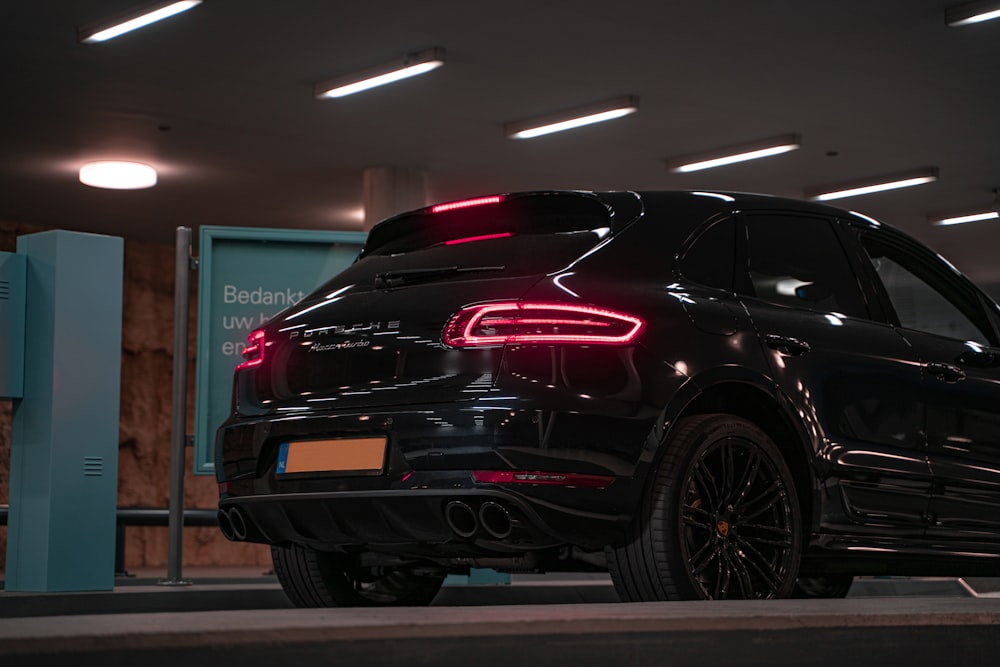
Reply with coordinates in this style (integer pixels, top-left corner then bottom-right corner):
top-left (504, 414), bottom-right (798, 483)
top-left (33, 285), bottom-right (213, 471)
top-left (304, 193), bottom-right (625, 298)
top-left (360, 192), bottom-right (615, 257)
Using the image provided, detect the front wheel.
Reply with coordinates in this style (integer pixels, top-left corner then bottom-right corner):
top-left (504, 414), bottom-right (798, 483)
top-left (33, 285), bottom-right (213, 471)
top-left (608, 413), bottom-right (803, 600)
top-left (271, 543), bottom-right (445, 607)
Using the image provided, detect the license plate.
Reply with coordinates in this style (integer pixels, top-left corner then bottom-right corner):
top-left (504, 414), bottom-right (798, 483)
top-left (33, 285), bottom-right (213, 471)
top-left (276, 437), bottom-right (387, 475)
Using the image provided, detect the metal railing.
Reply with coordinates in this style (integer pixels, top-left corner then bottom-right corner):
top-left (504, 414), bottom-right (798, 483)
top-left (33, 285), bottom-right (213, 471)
top-left (0, 504), bottom-right (218, 577)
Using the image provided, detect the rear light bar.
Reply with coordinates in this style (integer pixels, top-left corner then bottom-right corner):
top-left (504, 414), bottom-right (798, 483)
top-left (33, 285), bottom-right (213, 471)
top-left (442, 302), bottom-right (644, 347)
top-left (431, 195), bottom-right (504, 214)
top-left (235, 329), bottom-right (265, 371)
top-left (473, 470), bottom-right (614, 489)
top-left (444, 232), bottom-right (513, 246)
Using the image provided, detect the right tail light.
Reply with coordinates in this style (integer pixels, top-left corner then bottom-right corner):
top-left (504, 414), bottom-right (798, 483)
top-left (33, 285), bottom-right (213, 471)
top-left (442, 302), bottom-right (644, 348)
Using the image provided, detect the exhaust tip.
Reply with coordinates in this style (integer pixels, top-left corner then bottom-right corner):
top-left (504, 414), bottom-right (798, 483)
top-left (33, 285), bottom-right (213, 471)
top-left (444, 501), bottom-right (478, 538)
top-left (217, 509), bottom-right (237, 541)
top-left (228, 507), bottom-right (248, 541)
top-left (479, 501), bottom-right (513, 539)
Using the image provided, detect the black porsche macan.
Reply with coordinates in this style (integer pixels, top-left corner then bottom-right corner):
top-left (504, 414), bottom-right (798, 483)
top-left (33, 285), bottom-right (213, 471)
top-left (215, 190), bottom-right (1000, 605)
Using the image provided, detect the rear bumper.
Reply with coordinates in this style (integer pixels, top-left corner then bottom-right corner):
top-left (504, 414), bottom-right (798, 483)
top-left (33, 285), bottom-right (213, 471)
top-left (219, 483), bottom-right (628, 553)
top-left (215, 401), bottom-right (656, 552)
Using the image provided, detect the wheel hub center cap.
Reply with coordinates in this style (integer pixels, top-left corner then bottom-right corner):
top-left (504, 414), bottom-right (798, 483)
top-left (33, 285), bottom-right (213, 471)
top-left (717, 519), bottom-right (730, 537)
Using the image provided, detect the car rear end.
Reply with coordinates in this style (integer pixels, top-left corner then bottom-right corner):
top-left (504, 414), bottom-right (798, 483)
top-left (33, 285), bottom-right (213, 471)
top-left (215, 191), bottom-right (661, 561)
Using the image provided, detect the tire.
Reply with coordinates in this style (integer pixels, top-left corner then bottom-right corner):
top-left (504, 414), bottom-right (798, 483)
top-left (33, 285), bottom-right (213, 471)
top-left (271, 543), bottom-right (445, 607)
top-left (793, 575), bottom-right (854, 598)
top-left (608, 413), bottom-right (803, 601)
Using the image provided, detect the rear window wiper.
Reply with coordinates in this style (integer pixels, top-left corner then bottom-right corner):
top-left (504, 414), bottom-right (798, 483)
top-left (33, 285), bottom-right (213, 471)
top-left (374, 265), bottom-right (505, 289)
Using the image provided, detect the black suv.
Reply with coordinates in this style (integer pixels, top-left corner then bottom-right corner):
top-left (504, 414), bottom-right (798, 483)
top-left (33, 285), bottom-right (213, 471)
top-left (215, 190), bottom-right (1000, 605)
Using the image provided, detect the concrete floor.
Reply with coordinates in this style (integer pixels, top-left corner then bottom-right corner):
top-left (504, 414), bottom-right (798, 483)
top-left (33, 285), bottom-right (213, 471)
top-left (2, 570), bottom-right (1000, 666)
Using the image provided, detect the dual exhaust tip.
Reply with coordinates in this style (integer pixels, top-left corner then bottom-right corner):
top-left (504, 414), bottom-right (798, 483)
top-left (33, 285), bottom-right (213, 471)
top-left (445, 500), bottom-right (513, 540)
top-left (218, 506), bottom-right (255, 542)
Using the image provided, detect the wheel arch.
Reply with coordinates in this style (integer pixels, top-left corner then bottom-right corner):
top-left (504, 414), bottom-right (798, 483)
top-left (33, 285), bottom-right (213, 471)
top-left (658, 371), bottom-right (823, 535)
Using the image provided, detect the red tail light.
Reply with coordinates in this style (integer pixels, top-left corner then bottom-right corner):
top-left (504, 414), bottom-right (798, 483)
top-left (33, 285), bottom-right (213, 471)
top-left (443, 232), bottom-right (513, 246)
top-left (442, 302), bottom-right (644, 347)
top-left (473, 470), bottom-right (614, 489)
top-left (236, 329), bottom-right (265, 371)
top-left (431, 195), bottom-right (504, 214)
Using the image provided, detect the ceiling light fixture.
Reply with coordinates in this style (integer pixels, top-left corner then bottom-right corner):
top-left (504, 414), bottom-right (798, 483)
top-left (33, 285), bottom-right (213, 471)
top-left (946, 1), bottom-right (1000, 26)
top-left (667, 134), bottom-right (801, 173)
top-left (505, 96), bottom-right (639, 140)
top-left (930, 211), bottom-right (999, 226)
top-left (805, 167), bottom-right (939, 202)
top-left (79, 161), bottom-right (158, 189)
top-left (314, 48), bottom-right (446, 99)
top-left (78, 0), bottom-right (202, 43)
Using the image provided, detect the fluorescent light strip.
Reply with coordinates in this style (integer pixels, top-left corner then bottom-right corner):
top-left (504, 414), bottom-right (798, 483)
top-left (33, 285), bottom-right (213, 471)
top-left (674, 144), bottom-right (798, 173)
top-left (80, 1), bottom-right (201, 43)
top-left (946, 1), bottom-right (1000, 25)
top-left (510, 107), bottom-right (637, 139)
top-left (505, 96), bottom-right (639, 140)
top-left (667, 134), bottom-right (800, 173)
top-left (806, 168), bottom-right (939, 202)
top-left (932, 211), bottom-right (999, 226)
top-left (813, 176), bottom-right (936, 201)
top-left (320, 61), bottom-right (443, 98)
top-left (953, 9), bottom-right (1000, 23)
top-left (315, 48), bottom-right (445, 99)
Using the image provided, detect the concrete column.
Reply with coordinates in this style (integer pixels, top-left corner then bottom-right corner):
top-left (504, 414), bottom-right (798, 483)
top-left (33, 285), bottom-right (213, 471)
top-left (362, 167), bottom-right (429, 231)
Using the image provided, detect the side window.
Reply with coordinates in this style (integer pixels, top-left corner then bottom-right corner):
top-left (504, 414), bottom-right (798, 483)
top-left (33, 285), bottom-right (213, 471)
top-left (679, 218), bottom-right (735, 291)
top-left (740, 214), bottom-right (868, 319)
top-left (861, 232), bottom-right (997, 345)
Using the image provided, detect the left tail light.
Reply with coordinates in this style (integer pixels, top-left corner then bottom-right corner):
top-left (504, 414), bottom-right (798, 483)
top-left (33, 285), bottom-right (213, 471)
top-left (442, 302), bottom-right (644, 347)
top-left (235, 329), bottom-right (265, 371)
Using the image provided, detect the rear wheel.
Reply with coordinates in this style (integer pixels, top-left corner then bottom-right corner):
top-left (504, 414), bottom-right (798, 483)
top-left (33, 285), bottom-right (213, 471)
top-left (608, 413), bottom-right (802, 600)
top-left (271, 543), bottom-right (445, 607)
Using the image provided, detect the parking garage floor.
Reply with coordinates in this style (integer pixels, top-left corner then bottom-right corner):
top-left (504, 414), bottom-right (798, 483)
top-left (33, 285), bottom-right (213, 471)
top-left (2, 570), bottom-right (1000, 666)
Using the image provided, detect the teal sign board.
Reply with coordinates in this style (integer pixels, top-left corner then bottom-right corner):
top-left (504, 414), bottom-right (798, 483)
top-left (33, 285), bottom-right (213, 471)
top-left (194, 227), bottom-right (366, 474)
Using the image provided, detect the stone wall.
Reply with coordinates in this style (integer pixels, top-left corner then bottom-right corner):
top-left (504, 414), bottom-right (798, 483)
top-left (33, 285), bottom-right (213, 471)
top-left (1, 222), bottom-right (270, 572)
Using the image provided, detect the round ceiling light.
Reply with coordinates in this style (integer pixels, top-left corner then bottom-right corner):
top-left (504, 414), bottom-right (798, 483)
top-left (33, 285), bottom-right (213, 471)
top-left (79, 161), bottom-right (158, 189)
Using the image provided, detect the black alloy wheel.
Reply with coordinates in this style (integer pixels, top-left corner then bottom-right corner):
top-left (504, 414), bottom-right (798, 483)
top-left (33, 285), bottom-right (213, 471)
top-left (608, 413), bottom-right (802, 601)
top-left (271, 543), bottom-right (445, 607)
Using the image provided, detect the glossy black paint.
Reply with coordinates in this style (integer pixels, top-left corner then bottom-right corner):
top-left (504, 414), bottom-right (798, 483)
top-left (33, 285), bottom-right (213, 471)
top-left (216, 190), bottom-right (1000, 577)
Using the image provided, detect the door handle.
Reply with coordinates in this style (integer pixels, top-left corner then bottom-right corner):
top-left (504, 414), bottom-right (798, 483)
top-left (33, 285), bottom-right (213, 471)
top-left (764, 334), bottom-right (811, 357)
top-left (925, 362), bottom-right (966, 383)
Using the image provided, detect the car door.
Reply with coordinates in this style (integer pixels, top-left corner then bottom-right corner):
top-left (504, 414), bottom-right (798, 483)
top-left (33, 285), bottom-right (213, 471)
top-left (858, 228), bottom-right (1000, 541)
top-left (737, 212), bottom-right (930, 535)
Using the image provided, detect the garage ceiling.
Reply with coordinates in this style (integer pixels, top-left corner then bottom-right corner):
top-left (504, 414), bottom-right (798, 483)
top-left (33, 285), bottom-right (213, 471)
top-left (2, 1), bottom-right (999, 286)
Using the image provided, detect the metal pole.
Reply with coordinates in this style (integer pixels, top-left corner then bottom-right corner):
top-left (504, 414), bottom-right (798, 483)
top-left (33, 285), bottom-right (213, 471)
top-left (160, 227), bottom-right (193, 586)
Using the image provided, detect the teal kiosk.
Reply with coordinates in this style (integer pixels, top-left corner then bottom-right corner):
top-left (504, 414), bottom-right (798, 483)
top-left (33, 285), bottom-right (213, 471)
top-left (4, 231), bottom-right (123, 592)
